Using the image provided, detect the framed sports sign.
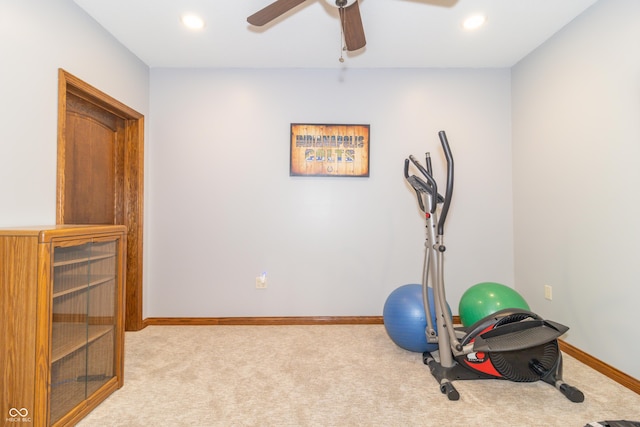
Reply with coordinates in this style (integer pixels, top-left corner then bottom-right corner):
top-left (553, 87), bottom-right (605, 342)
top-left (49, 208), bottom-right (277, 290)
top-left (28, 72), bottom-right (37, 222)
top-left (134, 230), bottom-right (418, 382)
top-left (290, 123), bottom-right (370, 177)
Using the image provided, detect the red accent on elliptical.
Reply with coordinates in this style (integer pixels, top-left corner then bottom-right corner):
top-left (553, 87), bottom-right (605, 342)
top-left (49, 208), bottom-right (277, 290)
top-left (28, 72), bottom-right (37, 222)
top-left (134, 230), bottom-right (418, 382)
top-left (462, 325), bottom-right (503, 378)
top-left (462, 354), bottom-right (502, 378)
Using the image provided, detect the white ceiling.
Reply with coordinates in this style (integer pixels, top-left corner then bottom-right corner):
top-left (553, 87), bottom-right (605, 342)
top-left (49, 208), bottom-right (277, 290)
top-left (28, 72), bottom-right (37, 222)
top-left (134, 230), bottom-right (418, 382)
top-left (73, 0), bottom-right (598, 69)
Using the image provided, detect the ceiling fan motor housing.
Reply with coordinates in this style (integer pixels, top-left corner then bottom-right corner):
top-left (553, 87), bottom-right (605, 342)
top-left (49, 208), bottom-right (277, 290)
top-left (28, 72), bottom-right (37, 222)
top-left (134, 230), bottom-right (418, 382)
top-left (333, 0), bottom-right (357, 8)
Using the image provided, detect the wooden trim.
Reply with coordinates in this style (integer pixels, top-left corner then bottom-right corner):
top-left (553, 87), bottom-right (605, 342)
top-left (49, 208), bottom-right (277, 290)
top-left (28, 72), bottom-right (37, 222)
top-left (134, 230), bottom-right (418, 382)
top-left (59, 70), bottom-right (143, 120)
top-left (123, 115), bottom-right (144, 332)
top-left (56, 72), bottom-right (68, 224)
top-left (144, 316), bottom-right (457, 326)
top-left (559, 340), bottom-right (640, 394)
top-left (144, 316), bottom-right (384, 326)
top-left (142, 315), bottom-right (638, 395)
top-left (35, 239), bottom-right (53, 425)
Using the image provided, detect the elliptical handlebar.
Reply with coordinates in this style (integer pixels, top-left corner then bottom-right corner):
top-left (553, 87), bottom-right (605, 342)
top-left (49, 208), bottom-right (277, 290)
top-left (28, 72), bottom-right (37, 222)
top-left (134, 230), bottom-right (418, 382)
top-left (404, 159), bottom-right (427, 213)
top-left (404, 156), bottom-right (439, 214)
top-left (410, 155), bottom-right (440, 214)
top-left (403, 133), bottom-right (452, 219)
top-left (437, 131), bottom-right (454, 236)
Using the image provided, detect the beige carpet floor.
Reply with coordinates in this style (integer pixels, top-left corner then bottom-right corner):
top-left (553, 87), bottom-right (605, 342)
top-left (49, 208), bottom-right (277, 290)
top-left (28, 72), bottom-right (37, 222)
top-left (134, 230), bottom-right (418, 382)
top-left (77, 325), bottom-right (640, 426)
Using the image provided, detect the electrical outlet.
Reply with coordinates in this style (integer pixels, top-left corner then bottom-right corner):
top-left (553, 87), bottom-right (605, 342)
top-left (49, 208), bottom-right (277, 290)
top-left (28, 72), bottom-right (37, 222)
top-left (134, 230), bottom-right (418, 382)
top-left (544, 285), bottom-right (552, 300)
top-left (256, 272), bottom-right (267, 289)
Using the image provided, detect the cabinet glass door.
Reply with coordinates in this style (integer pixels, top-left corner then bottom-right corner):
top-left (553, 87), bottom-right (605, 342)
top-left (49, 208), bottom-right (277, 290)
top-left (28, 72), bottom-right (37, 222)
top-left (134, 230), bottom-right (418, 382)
top-left (50, 239), bottom-right (118, 424)
top-left (85, 240), bottom-right (117, 397)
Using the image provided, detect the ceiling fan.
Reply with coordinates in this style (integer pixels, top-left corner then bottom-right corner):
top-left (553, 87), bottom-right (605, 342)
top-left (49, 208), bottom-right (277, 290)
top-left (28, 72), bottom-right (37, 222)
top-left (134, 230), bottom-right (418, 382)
top-left (247, 0), bottom-right (366, 51)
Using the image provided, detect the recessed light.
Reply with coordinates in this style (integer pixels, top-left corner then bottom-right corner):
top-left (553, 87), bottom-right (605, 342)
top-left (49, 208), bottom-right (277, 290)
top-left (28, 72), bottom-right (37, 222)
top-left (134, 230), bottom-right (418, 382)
top-left (462, 14), bottom-right (487, 31)
top-left (181, 14), bottom-right (205, 30)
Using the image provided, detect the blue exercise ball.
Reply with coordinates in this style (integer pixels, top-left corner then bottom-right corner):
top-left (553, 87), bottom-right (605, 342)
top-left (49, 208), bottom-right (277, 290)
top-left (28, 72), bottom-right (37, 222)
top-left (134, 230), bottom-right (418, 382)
top-left (383, 284), bottom-right (450, 353)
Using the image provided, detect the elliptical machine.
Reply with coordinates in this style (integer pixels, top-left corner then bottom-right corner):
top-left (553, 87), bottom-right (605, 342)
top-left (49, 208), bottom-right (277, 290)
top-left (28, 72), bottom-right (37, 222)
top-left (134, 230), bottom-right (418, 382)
top-left (403, 130), bottom-right (584, 402)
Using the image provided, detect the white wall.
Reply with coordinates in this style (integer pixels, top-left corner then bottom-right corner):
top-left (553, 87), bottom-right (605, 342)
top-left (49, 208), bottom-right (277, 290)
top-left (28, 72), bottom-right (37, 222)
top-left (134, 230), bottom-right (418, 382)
top-left (0, 0), bottom-right (149, 226)
top-left (512, 0), bottom-right (640, 378)
top-left (147, 68), bottom-right (514, 317)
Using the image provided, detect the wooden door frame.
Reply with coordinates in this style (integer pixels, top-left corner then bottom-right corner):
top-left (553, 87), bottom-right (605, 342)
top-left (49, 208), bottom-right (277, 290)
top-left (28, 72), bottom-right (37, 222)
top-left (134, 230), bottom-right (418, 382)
top-left (56, 69), bottom-right (145, 331)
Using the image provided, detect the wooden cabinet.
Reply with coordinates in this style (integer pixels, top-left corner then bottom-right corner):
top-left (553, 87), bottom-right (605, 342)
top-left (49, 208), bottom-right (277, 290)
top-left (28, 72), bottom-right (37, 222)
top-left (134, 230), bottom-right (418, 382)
top-left (1, 225), bottom-right (126, 426)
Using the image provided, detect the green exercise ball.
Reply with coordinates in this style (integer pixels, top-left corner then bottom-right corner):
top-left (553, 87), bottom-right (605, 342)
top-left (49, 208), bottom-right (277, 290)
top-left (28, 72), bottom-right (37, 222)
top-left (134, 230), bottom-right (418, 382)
top-left (458, 282), bottom-right (530, 327)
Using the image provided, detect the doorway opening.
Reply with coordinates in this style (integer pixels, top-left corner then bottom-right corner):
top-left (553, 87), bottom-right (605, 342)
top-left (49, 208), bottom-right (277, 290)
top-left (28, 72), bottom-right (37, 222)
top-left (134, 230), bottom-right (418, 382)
top-left (57, 69), bottom-right (145, 331)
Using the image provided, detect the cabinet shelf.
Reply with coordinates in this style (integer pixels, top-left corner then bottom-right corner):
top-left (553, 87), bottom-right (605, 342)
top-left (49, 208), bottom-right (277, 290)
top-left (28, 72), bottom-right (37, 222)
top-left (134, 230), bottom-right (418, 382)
top-left (52, 275), bottom-right (115, 299)
top-left (51, 323), bottom-right (114, 363)
top-left (53, 251), bottom-right (115, 268)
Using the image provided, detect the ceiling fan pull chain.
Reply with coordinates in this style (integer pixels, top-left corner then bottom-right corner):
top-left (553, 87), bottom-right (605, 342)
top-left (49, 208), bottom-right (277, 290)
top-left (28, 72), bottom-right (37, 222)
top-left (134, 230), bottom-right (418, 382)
top-left (339, 6), bottom-right (345, 62)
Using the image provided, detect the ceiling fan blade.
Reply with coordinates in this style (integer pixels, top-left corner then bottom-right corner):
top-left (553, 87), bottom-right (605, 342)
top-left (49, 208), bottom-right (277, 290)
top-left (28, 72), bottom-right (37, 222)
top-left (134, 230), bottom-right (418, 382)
top-left (340, 1), bottom-right (366, 51)
top-left (247, 0), bottom-right (308, 26)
